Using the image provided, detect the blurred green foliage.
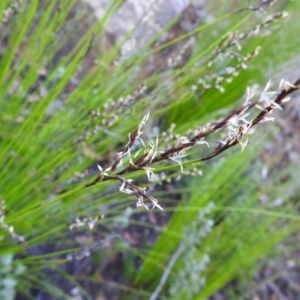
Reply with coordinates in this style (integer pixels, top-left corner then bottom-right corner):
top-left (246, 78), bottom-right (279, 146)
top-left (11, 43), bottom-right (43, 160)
top-left (1, 0), bottom-right (300, 299)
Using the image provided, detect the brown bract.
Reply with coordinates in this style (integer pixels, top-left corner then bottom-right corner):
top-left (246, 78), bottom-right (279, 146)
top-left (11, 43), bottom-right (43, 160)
top-left (85, 78), bottom-right (300, 210)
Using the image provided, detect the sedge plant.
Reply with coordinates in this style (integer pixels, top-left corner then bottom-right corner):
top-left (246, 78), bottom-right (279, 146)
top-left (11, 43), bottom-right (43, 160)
top-left (1, 0), bottom-right (300, 299)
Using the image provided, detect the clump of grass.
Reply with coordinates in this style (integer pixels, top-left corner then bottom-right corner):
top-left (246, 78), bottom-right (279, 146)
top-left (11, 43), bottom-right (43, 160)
top-left (1, 0), bottom-right (300, 298)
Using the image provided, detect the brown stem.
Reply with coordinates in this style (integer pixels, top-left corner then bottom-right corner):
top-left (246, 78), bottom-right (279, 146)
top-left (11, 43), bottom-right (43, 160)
top-left (85, 78), bottom-right (300, 188)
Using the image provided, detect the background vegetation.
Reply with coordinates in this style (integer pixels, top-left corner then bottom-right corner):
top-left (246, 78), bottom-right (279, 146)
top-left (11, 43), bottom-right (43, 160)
top-left (1, 0), bottom-right (300, 299)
